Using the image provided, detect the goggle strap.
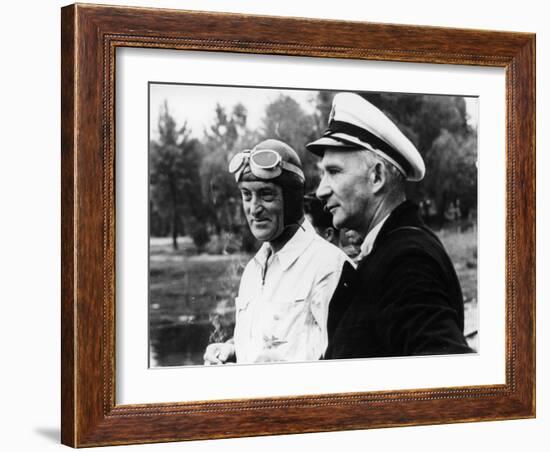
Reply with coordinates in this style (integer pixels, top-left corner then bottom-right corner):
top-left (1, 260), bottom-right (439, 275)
top-left (279, 161), bottom-right (305, 181)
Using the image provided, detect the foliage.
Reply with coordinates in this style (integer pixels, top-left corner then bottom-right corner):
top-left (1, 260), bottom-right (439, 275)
top-left (259, 94), bottom-right (320, 192)
top-left (149, 101), bottom-right (205, 248)
top-left (199, 103), bottom-right (257, 237)
top-left (149, 90), bottom-right (478, 251)
top-left (361, 92), bottom-right (477, 223)
top-left (426, 128), bottom-right (477, 221)
top-left (189, 220), bottom-right (210, 253)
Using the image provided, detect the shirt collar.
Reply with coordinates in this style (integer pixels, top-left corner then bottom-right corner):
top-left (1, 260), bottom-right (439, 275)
top-left (253, 219), bottom-right (316, 271)
top-left (357, 213), bottom-right (391, 260)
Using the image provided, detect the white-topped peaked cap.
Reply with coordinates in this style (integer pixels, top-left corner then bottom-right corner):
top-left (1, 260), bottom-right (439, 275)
top-left (306, 93), bottom-right (425, 181)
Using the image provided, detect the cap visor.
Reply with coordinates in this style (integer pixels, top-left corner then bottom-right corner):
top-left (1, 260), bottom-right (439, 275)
top-left (306, 136), bottom-right (359, 156)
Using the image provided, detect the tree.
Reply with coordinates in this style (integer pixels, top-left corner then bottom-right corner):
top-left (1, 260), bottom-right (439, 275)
top-left (359, 93), bottom-right (477, 224)
top-left (150, 101), bottom-right (205, 249)
top-left (200, 103), bottom-right (256, 244)
top-left (312, 91), bottom-right (335, 137)
top-left (425, 129), bottom-right (477, 223)
top-left (260, 95), bottom-right (320, 192)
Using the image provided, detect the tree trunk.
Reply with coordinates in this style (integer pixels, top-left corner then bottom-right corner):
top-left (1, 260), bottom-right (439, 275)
top-left (171, 210), bottom-right (178, 250)
top-left (170, 179), bottom-right (178, 250)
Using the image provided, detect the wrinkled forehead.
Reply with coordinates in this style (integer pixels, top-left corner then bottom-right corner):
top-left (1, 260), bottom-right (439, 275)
top-left (238, 180), bottom-right (281, 193)
top-left (318, 148), bottom-right (365, 169)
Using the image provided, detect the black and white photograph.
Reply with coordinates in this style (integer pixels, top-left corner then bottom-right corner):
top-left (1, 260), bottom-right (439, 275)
top-left (148, 84), bottom-right (479, 367)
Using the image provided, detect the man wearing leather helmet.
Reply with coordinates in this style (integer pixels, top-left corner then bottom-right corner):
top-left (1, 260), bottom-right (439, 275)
top-left (204, 139), bottom-right (351, 364)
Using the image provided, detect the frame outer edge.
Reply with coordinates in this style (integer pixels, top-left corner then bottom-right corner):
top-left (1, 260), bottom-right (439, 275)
top-left (74, 3), bottom-right (109, 447)
top-left (531, 35), bottom-right (536, 417)
top-left (61, 4), bottom-right (537, 446)
top-left (516, 35), bottom-right (536, 415)
top-left (61, 3), bottom-right (77, 448)
top-left (505, 33), bottom-right (535, 416)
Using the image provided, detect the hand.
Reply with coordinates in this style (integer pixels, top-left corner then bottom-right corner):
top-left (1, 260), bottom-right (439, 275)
top-left (203, 342), bottom-right (235, 365)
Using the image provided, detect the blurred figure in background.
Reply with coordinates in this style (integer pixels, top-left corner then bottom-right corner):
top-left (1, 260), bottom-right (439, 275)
top-left (303, 192), bottom-right (339, 246)
top-left (304, 192), bottom-right (362, 262)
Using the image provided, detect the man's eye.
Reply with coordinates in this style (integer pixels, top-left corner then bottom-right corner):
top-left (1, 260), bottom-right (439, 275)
top-left (261, 193), bottom-right (275, 201)
top-left (241, 192), bottom-right (251, 201)
top-left (258, 189), bottom-right (273, 198)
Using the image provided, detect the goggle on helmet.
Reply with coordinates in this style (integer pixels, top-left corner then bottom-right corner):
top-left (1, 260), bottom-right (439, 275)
top-left (229, 148), bottom-right (305, 183)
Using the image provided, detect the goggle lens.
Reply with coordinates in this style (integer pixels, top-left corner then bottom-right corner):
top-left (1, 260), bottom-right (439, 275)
top-left (228, 152), bottom-right (247, 173)
top-left (251, 149), bottom-right (280, 168)
top-left (229, 148), bottom-right (303, 182)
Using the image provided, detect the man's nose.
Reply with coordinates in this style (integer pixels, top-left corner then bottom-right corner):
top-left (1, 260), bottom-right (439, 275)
top-left (316, 175), bottom-right (330, 201)
top-left (250, 196), bottom-right (264, 215)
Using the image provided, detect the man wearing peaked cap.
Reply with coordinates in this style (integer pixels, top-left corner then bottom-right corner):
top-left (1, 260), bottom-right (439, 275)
top-left (307, 93), bottom-right (472, 359)
top-left (307, 92), bottom-right (425, 181)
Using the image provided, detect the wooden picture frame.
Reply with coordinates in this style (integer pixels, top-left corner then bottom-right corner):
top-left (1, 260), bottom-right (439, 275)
top-left (61, 3), bottom-right (535, 447)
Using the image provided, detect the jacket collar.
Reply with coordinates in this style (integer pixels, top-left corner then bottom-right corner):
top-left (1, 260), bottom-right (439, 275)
top-left (356, 200), bottom-right (422, 267)
top-left (376, 200), bottom-right (422, 239)
top-left (358, 212), bottom-right (391, 259)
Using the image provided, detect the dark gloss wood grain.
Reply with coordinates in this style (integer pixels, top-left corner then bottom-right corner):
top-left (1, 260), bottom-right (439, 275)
top-left (61, 3), bottom-right (535, 447)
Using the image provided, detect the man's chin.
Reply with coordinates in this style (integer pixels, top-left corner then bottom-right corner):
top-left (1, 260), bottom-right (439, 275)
top-left (251, 225), bottom-right (285, 243)
top-left (332, 215), bottom-right (347, 230)
top-left (251, 228), bottom-right (273, 242)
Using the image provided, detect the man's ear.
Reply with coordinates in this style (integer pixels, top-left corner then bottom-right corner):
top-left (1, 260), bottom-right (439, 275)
top-left (323, 227), bottom-right (336, 244)
top-left (370, 161), bottom-right (386, 194)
